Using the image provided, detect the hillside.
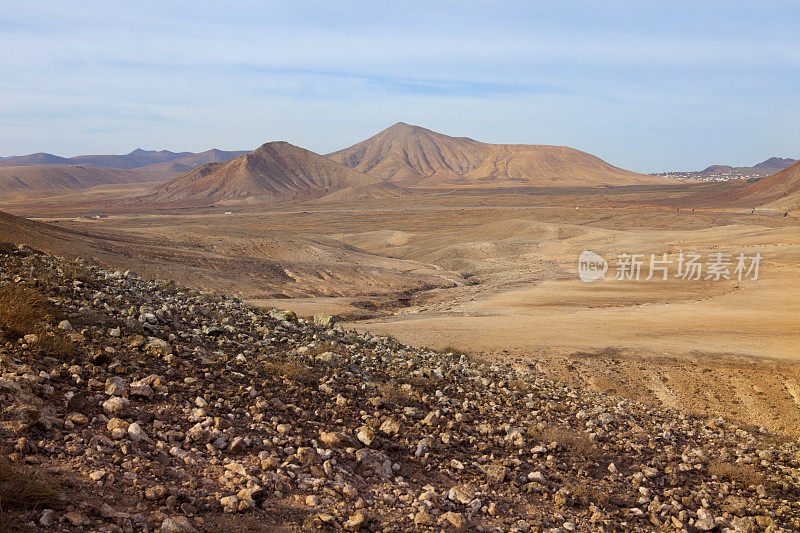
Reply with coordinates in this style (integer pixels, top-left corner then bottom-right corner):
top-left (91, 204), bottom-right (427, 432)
top-left (753, 157), bottom-right (797, 173)
top-left (0, 244), bottom-right (797, 531)
top-left (0, 165), bottom-right (172, 196)
top-left (0, 209), bottom-right (461, 301)
top-left (68, 148), bottom-right (193, 169)
top-left (713, 160), bottom-right (800, 211)
top-left (655, 157), bottom-right (797, 182)
top-left (327, 122), bottom-right (668, 187)
top-left (139, 149), bottom-right (250, 174)
top-left (0, 152), bottom-right (72, 166)
top-left (145, 141), bottom-right (387, 205)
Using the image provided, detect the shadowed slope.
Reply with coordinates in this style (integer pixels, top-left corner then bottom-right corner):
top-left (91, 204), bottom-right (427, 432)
top-left (69, 148), bottom-right (192, 169)
top-left (0, 153), bottom-right (72, 166)
top-left (145, 141), bottom-right (387, 205)
top-left (712, 160), bottom-right (800, 211)
top-left (328, 122), bottom-right (669, 187)
top-left (138, 149), bottom-right (250, 174)
top-left (0, 165), bottom-right (171, 196)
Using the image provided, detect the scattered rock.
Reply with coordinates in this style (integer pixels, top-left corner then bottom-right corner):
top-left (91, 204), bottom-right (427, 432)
top-left (0, 250), bottom-right (795, 533)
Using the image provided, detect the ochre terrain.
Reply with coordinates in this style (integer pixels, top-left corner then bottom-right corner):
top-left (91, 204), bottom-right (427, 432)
top-left (328, 122), bottom-right (677, 187)
top-left (710, 160), bottom-right (800, 212)
top-left (143, 142), bottom-right (395, 205)
top-left (1, 161), bottom-right (798, 438)
top-left (0, 165), bottom-right (172, 197)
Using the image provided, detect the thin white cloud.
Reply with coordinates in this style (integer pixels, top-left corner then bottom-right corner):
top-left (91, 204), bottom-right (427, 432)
top-left (0, 0), bottom-right (797, 170)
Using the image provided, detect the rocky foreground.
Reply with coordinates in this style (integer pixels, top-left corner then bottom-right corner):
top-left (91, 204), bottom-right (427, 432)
top-left (0, 244), bottom-right (798, 532)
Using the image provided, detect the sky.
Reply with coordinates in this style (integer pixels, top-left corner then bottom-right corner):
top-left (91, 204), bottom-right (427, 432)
top-left (0, 1), bottom-right (798, 172)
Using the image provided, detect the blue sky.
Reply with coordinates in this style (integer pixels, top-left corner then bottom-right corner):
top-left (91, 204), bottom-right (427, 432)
top-left (0, 1), bottom-right (798, 172)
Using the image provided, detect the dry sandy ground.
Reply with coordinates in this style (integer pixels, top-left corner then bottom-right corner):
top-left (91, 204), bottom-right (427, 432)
top-left (5, 185), bottom-right (800, 435)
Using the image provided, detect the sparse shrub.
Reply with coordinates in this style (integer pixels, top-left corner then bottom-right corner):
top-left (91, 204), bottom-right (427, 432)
top-left (304, 342), bottom-right (337, 358)
top-left (0, 456), bottom-right (60, 520)
top-left (402, 374), bottom-right (440, 393)
top-left (507, 378), bottom-right (531, 395)
top-left (567, 480), bottom-right (613, 509)
top-left (35, 329), bottom-right (77, 361)
top-left (0, 241), bottom-right (16, 256)
top-left (535, 427), bottom-right (602, 459)
top-left (468, 353), bottom-right (493, 368)
top-left (438, 345), bottom-right (468, 357)
top-left (708, 460), bottom-right (765, 487)
top-left (379, 381), bottom-right (417, 406)
top-left (0, 285), bottom-right (60, 339)
top-left (59, 262), bottom-right (93, 284)
top-left (264, 359), bottom-right (317, 386)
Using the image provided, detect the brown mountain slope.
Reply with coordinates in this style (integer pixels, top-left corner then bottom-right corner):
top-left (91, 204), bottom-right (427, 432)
top-left (327, 122), bottom-right (670, 187)
top-left (0, 148), bottom-right (246, 172)
top-left (0, 165), bottom-right (172, 196)
top-left (69, 148), bottom-right (192, 169)
top-left (0, 153), bottom-right (72, 166)
top-left (137, 149), bottom-right (250, 174)
top-left (144, 141), bottom-right (388, 205)
top-left (0, 209), bottom-right (462, 300)
top-left (0, 149), bottom-right (191, 169)
top-left (711, 160), bottom-right (800, 211)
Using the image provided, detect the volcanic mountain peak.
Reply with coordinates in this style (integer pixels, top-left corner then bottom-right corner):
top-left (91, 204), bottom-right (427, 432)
top-left (753, 156), bottom-right (797, 170)
top-left (328, 123), bottom-right (664, 187)
top-left (145, 140), bottom-right (389, 205)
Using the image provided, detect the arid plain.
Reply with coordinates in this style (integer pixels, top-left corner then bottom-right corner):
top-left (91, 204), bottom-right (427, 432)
top-left (4, 182), bottom-right (799, 436)
top-left (2, 124), bottom-right (799, 437)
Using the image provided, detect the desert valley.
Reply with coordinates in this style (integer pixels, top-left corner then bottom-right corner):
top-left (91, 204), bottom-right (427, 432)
top-left (2, 118), bottom-right (799, 532)
top-left (1, 3), bottom-right (799, 529)
top-left (2, 121), bottom-right (799, 436)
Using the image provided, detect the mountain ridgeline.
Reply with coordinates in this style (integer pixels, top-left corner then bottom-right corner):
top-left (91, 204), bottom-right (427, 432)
top-left (4, 124), bottom-right (797, 210)
top-left (142, 123), bottom-right (680, 205)
top-left (327, 122), bottom-right (666, 187)
top-left (0, 148), bottom-right (248, 171)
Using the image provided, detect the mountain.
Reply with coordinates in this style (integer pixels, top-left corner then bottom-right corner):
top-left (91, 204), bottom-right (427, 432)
top-left (658, 157), bottom-right (798, 181)
top-left (0, 148), bottom-right (247, 172)
top-left (0, 165), bottom-right (171, 195)
top-left (327, 122), bottom-right (664, 187)
top-left (713, 160), bottom-right (800, 212)
top-left (145, 141), bottom-right (392, 205)
top-left (702, 164), bottom-right (735, 173)
top-left (701, 157), bottom-right (797, 176)
top-left (139, 149), bottom-right (250, 174)
top-left (68, 148), bottom-right (192, 169)
top-left (0, 153), bottom-right (73, 166)
top-left (753, 157), bottom-right (797, 173)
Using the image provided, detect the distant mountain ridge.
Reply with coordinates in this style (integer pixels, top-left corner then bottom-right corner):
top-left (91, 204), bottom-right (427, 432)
top-left (0, 148), bottom-right (248, 171)
top-left (3, 123), bottom-right (691, 206)
top-left (711, 160), bottom-right (800, 211)
top-left (327, 122), bottom-right (671, 187)
top-left (658, 157), bottom-right (797, 180)
top-left (137, 149), bottom-right (250, 173)
top-left (700, 157), bottom-right (796, 174)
